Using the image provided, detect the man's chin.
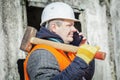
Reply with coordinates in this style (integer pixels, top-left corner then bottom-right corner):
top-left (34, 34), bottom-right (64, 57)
top-left (68, 39), bottom-right (73, 43)
top-left (64, 38), bottom-right (73, 44)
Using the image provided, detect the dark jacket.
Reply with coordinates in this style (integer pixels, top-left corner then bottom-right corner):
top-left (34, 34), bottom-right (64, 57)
top-left (27, 27), bottom-right (95, 80)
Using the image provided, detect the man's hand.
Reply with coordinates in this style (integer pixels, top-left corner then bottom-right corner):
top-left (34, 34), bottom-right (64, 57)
top-left (76, 44), bottom-right (100, 64)
top-left (71, 32), bottom-right (87, 46)
top-left (78, 32), bottom-right (87, 45)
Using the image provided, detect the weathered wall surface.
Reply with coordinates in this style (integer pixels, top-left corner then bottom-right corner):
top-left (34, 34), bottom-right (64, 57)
top-left (87, 1), bottom-right (111, 80)
top-left (0, 0), bottom-right (26, 80)
top-left (78, 0), bottom-right (112, 80)
top-left (78, 0), bottom-right (120, 80)
top-left (110, 0), bottom-right (120, 80)
top-left (0, 0), bottom-right (120, 80)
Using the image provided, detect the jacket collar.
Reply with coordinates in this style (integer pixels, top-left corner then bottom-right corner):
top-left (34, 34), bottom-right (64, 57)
top-left (36, 27), bottom-right (64, 43)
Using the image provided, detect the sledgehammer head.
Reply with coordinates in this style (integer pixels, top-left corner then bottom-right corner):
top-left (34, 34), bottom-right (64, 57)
top-left (20, 26), bottom-right (37, 52)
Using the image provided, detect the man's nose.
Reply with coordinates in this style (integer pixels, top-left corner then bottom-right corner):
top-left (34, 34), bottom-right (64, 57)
top-left (71, 26), bottom-right (77, 32)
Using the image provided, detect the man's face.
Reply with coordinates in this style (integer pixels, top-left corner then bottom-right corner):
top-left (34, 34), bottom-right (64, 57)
top-left (53, 20), bottom-right (77, 44)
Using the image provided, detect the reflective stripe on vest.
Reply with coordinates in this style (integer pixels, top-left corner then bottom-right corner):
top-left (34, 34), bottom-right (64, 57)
top-left (24, 44), bottom-right (76, 80)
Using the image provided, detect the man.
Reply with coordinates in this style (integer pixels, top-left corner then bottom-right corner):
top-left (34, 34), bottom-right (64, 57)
top-left (24, 2), bottom-right (99, 80)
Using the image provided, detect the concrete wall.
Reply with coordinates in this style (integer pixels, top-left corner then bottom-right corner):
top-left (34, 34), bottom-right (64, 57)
top-left (0, 0), bottom-right (26, 80)
top-left (111, 0), bottom-right (120, 80)
top-left (82, 1), bottom-right (112, 80)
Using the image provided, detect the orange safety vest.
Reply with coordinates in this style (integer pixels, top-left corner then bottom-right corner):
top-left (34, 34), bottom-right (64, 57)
top-left (24, 44), bottom-right (76, 80)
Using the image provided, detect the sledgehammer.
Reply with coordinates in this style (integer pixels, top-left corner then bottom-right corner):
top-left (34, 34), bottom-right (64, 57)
top-left (20, 26), bottom-right (106, 60)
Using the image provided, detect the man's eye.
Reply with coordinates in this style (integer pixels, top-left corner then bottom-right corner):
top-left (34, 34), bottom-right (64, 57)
top-left (67, 25), bottom-right (72, 27)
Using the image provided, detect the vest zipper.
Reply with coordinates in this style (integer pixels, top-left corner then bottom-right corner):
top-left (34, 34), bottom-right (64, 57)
top-left (65, 52), bottom-right (72, 62)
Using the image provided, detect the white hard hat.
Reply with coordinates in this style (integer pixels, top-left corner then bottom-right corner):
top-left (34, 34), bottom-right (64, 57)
top-left (40, 2), bottom-right (80, 26)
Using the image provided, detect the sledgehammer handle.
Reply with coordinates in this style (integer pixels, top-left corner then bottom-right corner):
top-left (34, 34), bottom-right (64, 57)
top-left (30, 37), bottom-right (106, 60)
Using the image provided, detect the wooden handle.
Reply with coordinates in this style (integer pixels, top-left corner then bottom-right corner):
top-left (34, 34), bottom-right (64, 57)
top-left (30, 37), bottom-right (106, 60)
top-left (95, 51), bottom-right (106, 60)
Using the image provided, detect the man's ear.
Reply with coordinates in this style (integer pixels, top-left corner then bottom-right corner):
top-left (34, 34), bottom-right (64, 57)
top-left (50, 24), bottom-right (57, 33)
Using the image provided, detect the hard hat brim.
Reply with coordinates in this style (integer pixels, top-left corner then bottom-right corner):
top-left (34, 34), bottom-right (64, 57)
top-left (40, 18), bottom-right (80, 26)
